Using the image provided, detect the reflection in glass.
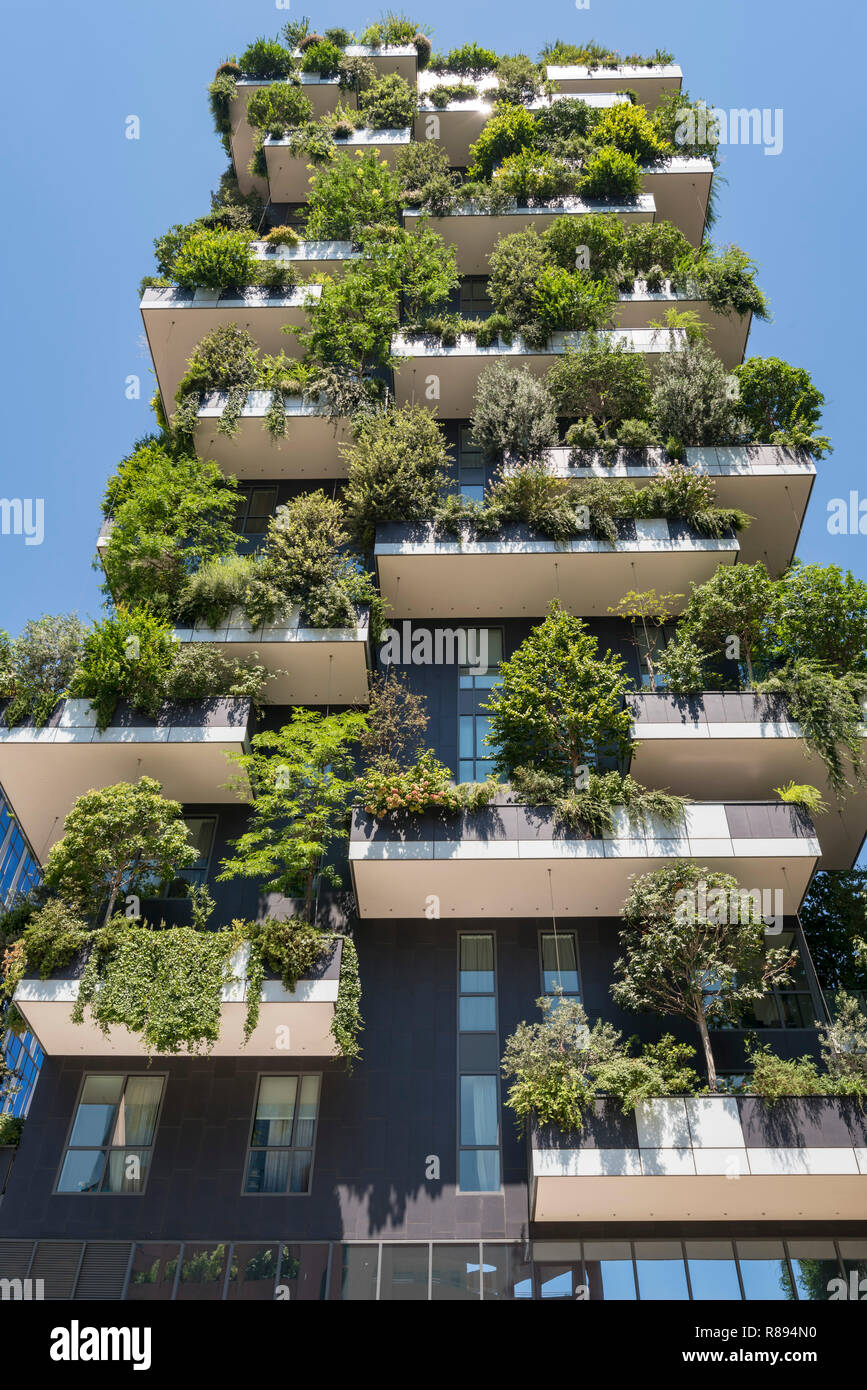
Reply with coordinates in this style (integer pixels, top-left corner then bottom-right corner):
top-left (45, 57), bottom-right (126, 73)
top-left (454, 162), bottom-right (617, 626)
top-left (584, 1241), bottom-right (636, 1300)
top-left (431, 1244), bottom-right (480, 1300)
top-left (482, 1244), bottom-right (533, 1300)
top-left (685, 1241), bottom-right (742, 1300)
top-left (788, 1241), bottom-right (841, 1300)
top-left (459, 1149), bottom-right (500, 1192)
top-left (736, 1241), bottom-right (794, 1300)
top-left (634, 1241), bottom-right (689, 1300)
top-left (337, 1245), bottom-right (379, 1301)
top-left (379, 1244), bottom-right (429, 1301)
top-left (125, 1243), bottom-right (180, 1300)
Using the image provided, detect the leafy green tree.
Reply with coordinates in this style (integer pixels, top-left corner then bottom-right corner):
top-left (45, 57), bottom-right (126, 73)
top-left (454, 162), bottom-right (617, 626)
top-left (293, 261), bottom-right (399, 376)
top-left (470, 361), bottom-right (558, 460)
top-left (818, 991), bottom-right (867, 1095)
top-left (774, 563), bottom-right (867, 673)
top-left (68, 608), bottom-right (176, 729)
top-left (612, 862), bottom-right (796, 1090)
top-left (0, 614), bottom-right (88, 726)
top-left (342, 404), bottom-right (450, 546)
top-left (358, 72), bottom-right (417, 127)
top-left (578, 146), bottom-right (642, 199)
top-left (542, 210), bottom-right (626, 275)
top-left (42, 778), bottom-right (195, 922)
top-left (248, 491), bottom-right (375, 629)
top-left (484, 600), bottom-right (634, 788)
top-left (100, 442), bottom-right (239, 618)
top-left (800, 872), bottom-right (867, 992)
top-left (358, 224), bottom-right (458, 327)
top-left (668, 562), bottom-right (780, 684)
top-left (495, 54), bottom-right (543, 105)
top-left (591, 103), bottom-right (668, 162)
top-left (650, 340), bottom-right (743, 447)
top-left (608, 589), bottom-right (683, 689)
top-left (394, 140), bottom-right (457, 212)
top-left (220, 707), bottom-right (368, 920)
top-left (733, 356), bottom-right (831, 457)
top-left (468, 102), bottom-right (537, 180)
top-left (174, 322), bottom-right (259, 406)
top-left (245, 82), bottom-right (311, 134)
top-left (501, 993), bottom-right (623, 1131)
top-left (547, 333), bottom-right (652, 440)
top-left (305, 150), bottom-right (400, 240)
top-left (531, 264), bottom-right (616, 338)
top-left (487, 228), bottom-right (552, 339)
top-left (171, 228), bottom-right (256, 290)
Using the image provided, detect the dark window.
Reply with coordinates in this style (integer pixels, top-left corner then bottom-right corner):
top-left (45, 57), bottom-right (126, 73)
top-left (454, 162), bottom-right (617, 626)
top-left (56, 1074), bottom-right (164, 1194)
top-left (244, 1075), bottom-right (321, 1194)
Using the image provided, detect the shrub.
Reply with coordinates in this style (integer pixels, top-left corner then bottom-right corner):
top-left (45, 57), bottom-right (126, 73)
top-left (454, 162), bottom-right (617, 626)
top-left (300, 39), bottom-right (342, 77)
top-left (175, 322), bottom-right (259, 405)
top-left (650, 341), bottom-right (743, 446)
top-left (579, 146), bottom-right (642, 199)
top-left (775, 781), bottom-right (828, 816)
top-left (565, 418), bottom-right (601, 450)
top-left (471, 361), bottom-right (559, 461)
top-left (495, 54), bottom-right (542, 105)
top-left (162, 644), bottom-right (270, 704)
top-left (0, 1115), bottom-right (24, 1146)
top-left (818, 992), bottom-right (867, 1097)
top-left (342, 404), bottom-right (450, 545)
top-left (239, 38), bottom-right (294, 79)
top-left (305, 150), bottom-right (400, 240)
top-left (530, 264), bottom-right (616, 337)
top-left (748, 1047), bottom-right (827, 1103)
top-left (179, 553), bottom-right (258, 629)
top-left (171, 227), bottom-right (256, 290)
top-left (413, 33), bottom-right (432, 67)
top-left (355, 750), bottom-right (497, 816)
top-left (432, 43), bottom-right (499, 76)
top-left (547, 333), bottom-right (653, 438)
top-left (774, 562), bottom-right (867, 674)
top-left (262, 224), bottom-right (299, 247)
top-left (247, 492), bottom-right (375, 629)
top-left (427, 82), bottom-right (478, 108)
top-left (358, 72), bottom-right (417, 127)
top-left (501, 994), bottom-right (623, 1132)
top-left (534, 96), bottom-right (601, 148)
top-left (68, 608), bottom-right (176, 729)
top-left (468, 103), bottom-right (537, 180)
top-left (616, 417), bottom-right (658, 448)
top-left (245, 916), bottom-right (328, 990)
top-left (394, 139), bottom-right (457, 211)
top-left (492, 149), bottom-right (572, 202)
top-left (245, 82), bottom-right (312, 134)
top-left (684, 244), bottom-right (770, 321)
top-left (591, 103), bottom-right (669, 162)
top-left (0, 614), bottom-right (88, 727)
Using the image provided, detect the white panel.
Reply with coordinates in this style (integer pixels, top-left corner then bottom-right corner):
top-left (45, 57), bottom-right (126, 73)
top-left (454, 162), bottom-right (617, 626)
top-left (635, 1098), bottom-right (690, 1148)
top-left (747, 1147), bottom-right (860, 1175)
top-left (532, 1148), bottom-right (642, 1178)
top-left (684, 805), bottom-right (729, 838)
top-left (692, 1148), bottom-right (750, 1176)
top-left (640, 1147), bottom-right (696, 1176)
top-left (686, 1096), bottom-right (744, 1148)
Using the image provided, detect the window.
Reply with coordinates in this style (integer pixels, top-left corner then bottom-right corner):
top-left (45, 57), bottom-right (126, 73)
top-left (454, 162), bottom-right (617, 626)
top-left (56, 1074), bottom-right (164, 1194)
top-left (459, 628), bottom-right (503, 782)
top-left (244, 1074), bottom-right (320, 1194)
top-left (459, 277), bottom-right (493, 320)
top-left (457, 935), bottom-right (501, 1192)
top-left (540, 932), bottom-right (580, 998)
top-left (163, 816), bottom-right (216, 897)
top-left (457, 424), bottom-right (486, 501)
top-left (634, 621), bottom-right (677, 690)
top-left (711, 931), bottom-right (816, 1031)
top-left (236, 486), bottom-right (278, 536)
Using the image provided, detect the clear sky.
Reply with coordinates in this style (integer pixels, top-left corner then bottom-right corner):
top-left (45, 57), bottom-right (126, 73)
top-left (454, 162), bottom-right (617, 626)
top-left (1, 0), bottom-right (865, 633)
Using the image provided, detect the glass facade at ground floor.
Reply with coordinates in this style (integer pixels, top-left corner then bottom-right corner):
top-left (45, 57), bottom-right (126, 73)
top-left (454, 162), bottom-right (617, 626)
top-left (1, 1236), bottom-right (864, 1301)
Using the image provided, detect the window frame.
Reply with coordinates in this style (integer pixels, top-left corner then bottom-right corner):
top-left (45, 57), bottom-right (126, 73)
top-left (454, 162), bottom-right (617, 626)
top-left (54, 1071), bottom-right (167, 1197)
top-left (537, 928), bottom-right (583, 1001)
top-left (456, 932), bottom-right (502, 1195)
top-left (241, 1071), bottom-right (323, 1198)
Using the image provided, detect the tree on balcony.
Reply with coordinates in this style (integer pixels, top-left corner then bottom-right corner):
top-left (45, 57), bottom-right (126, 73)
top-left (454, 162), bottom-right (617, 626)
top-left (612, 862), bottom-right (797, 1091)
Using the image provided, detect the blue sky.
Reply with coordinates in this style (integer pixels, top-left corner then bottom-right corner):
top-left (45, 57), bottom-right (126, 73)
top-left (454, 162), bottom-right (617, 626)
top-left (1, 0), bottom-right (865, 633)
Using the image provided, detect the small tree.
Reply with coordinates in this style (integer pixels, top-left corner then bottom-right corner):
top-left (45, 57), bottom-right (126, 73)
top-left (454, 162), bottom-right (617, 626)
top-left (650, 340), bottom-right (743, 448)
top-left (673, 562), bottom-right (780, 684)
top-left (612, 862), bottom-right (796, 1090)
top-left (0, 613), bottom-right (88, 726)
top-left (68, 607), bottom-right (176, 729)
top-left (293, 260), bottom-right (399, 377)
top-left (248, 491), bottom-right (375, 629)
top-left (774, 562), bottom-right (867, 674)
top-left (305, 149), bottom-right (400, 240)
top-left (42, 778), bottom-right (196, 923)
top-left (219, 707), bottom-right (368, 921)
top-left (470, 361), bottom-right (558, 461)
top-left (546, 333), bottom-right (652, 441)
top-left (608, 589), bottom-right (683, 690)
top-left (484, 600), bottom-right (634, 788)
top-left (342, 403), bottom-right (450, 545)
top-left (733, 356), bottom-right (831, 458)
top-left (501, 993), bottom-right (623, 1131)
top-left (360, 671), bottom-right (429, 772)
top-left (817, 991), bottom-right (867, 1094)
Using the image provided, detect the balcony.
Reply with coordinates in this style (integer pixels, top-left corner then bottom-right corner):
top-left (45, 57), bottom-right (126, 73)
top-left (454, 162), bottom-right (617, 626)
top-left (0, 697), bottom-right (252, 858)
top-left (641, 157), bottom-right (714, 245)
top-left (251, 237), bottom-right (358, 276)
top-left (535, 445), bottom-right (815, 575)
top-left (263, 127), bottom-right (411, 201)
top-left (140, 284), bottom-right (316, 410)
top-left (391, 326), bottom-right (682, 417)
top-left (544, 63), bottom-right (683, 114)
top-left (612, 280), bottom-right (750, 368)
top-left (374, 518), bottom-right (737, 618)
top-left (403, 194), bottom-right (655, 277)
top-left (293, 42), bottom-right (418, 81)
top-left (229, 78), bottom-right (359, 197)
top-left (349, 799), bottom-right (819, 919)
top-left (194, 391), bottom-right (351, 479)
top-left (530, 1095), bottom-right (867, 1223)
top-left (172, 610), bottom-right (370, 706)
top-left (13, 937), bottom-right (344, 1058)
top-left (627, 692), bottom-right (867, 871)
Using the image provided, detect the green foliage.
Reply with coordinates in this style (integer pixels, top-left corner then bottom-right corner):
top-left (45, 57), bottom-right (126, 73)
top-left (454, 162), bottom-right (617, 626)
top-left (394, 139), bottom-right (457, 211)
top-left (818, 991), bottom-right (867, 1097)
top-left (664, 561), bottom-right (780, 686)
top-left (331, 935), bottom-right (363, 1068)
top-left (683, 244), bottom-right (770, 320)
top-left (293, 262), bottom-right (398, 376)
top-left (799, 872), bottom-right (867, 992)
top-left (305, 149), bottom-right (400, 239)
top-left (551, 770), bottom-right (687, 836)
top-left (245, 82), bottom-right (312, 133)
top-left (355, 748), bottom-right (498, 816)
top-left (0, 614), bottom-right (88, 727)
top-left (238, 38), bottom-right (295, 79)
top-left (7, 900), bottom-right (91, 997)
top-left (529, 263), bottom-right (616, 338)
top-left (244, 915), bottom-right (327, 989)
top-left (746, 1046), bottom-right (826, 1103)
top-left (100, 442), bottom-right (239, 619)
top-left (468, 103), bottom-right (537, 180)
top-left (178, 552), bottom-right (256, 629)
top-left (431, 42), bottom-right (500, 76)
top-left (162, 644), bottom-right (270, 704)
top-left (501, 994), bottom-right (623, 1131)
top-left (359, 670), bottom-right (430, 772)
top-left (613, 862), bottom-right (796, 1089)
top-left (485, 601), bottom-right (634, 786)
top-left (534, 95), bottom-right (600, 151)
top-left (427, 81), bottom-right (478, 108)
top-left (342, 403), bottom-right (450, 546)
top-left (262, 224), bottom-right (299, 247)
top-left (650, 340), bottom-right (744, 446)
top-left (359, 223), bottom-right (458, 327)
top-left (547, 333), bottom-right (652, 439)
top-left (300, 39), bottom-right (343, 77)
top-left (491, 149), bottom-right (573, 204)
top-left (775, 563), bottom-right (867, 673)
top-left (470, 361), bottom-right (558, 460)
top-left (208, 72), bottom-right (237, 144)
top-left (578, 146), bottom-right (642, 199)
top-left (654, 90), bottom-right (720, 163)
top-left (774, 781), bottom-right (828, 816)
top-left (174, 322), bottom-right (259, 415)
top-left (42, 778), bottom-right (195, 923)
top-left (733, 356), bottom-right (831, 458)
top-left (757, 662), bottom-right (867, 794)
top-left (68, 608), bottom-right (174, 730)
top-left (358, 72), bottom-right (416, 127)
top-left (595, 1035), bottom-right (703, 1113)
top-left (591, 102), bottom-right (669, 162)
top-left (0, 1114), bottom-right (24, 1146)
top-left (219, 708), bottom-right (368, 919)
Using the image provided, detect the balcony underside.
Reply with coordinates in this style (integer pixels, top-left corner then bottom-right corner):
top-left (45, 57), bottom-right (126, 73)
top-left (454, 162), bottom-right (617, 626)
top-left (402, 197), bottom-right (655, 276)
top-left (374, 524), bottom-right (737, 618)
top-left (544, 64), bottom-right (683, 113)
top-left (350, 801), bottom-right (819, 919)
top-left (172, 622), bottom-right (371, 705)
top-left (194, 392), bottom-right (351, 478)
top-left (141, 293), bottom-right (311, 411)
top-left (264, 130), bottom-right (410, 201)
top-left (532, 1171), bottom-right (867, 1224)
top-left (640, 160), bottom-right (714, 246)
top-left (391, 327), bottom-right (681, 417)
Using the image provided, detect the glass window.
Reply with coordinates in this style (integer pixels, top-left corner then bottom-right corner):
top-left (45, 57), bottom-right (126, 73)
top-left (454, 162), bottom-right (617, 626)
top-left (163, 816), bottom-right (216, 896)
top-left (482, 1243), bottom-right (533, 1300)
top-left (838, 1240), bottom-right (867, 1293)
top-left (175, 1244), bottom-right (228, 1301)
top-left (787, 1241), bottom-right (841, 1301)
top-left (541, 933), bottom-right (580, 996)
top-left (634, 1241), bottom-right (689, 1300)
top-left (685, 1240), bottom-right (742, 1300)
top-left (237, 486), bottom-right (278, 536)
top-left (457, 934), bottom-right (501, 1193)
top-left (125, 1243), bottom-right (180, 1301)
top-left (335, 1246), bottom-right (379, 1301)
top-left (459, 935), bottom-right (494, 994)
top-left (57, 1073), bottom-right (163, 1194)
top-left (277, 1244), bottom-right (331, 1301)
top-left (459, 996), bottom-right (496, 1031)
top-left (459, 627), bottom-right (503, 684)
top-left (431, 1244), bottom-right (480, 1301)
top-left (584, 1241), bottom-right (637, 1300)
top-left (226, 1244), bottom-right (280, 1301)
top-left (460, 1076), bottom-right (498, 1146)
top-left (244, 1075), bottom-right (320, 1194)
top-left (459, 1148), bottom-right (500, 1192)
top-left (379, 1245), bottom-right (430, 1301)
top-left (736, 1240), bottom-right (794, 1300)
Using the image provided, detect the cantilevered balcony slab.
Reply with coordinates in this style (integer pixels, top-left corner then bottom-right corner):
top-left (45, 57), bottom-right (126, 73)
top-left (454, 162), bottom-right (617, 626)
top-left (14, 939), bottom-right (343, 1058)
top-left (350, 799), bottom-right (819, 919)
top-left (194, 391), bottom-right (351, 479)
top-left (530, 1096), bottom-right (867, 1223)
top-left (628, 692), bottom-right (867, 871)
top-left (402, 195), bottom-right (655, 276)
top-left (172, 611), bottom-right (370, 706)
top-left (533, 445), bottom-right (814, 575)
top-left (251, 237), bottom-right (359, 277)
top-left (229, 78), bottom-right (359, 196)
top-left (545, 63), bottom-right (683, 114)
top-left (391, 326), bottom-right (681, 417)
top-left (0, 698), bottom-right (252, 859)
top-left (263, 127), bottom-right (411, 201)
top-left (413, 87), bottom-right (626, 167)
top-left (375, 519), bottom-right (736, 618)
top-left (612, 281), bottom-right (750, 368)
top-left (293, 43), bottom-right (418, 81)
top-left (641, 157), bottom-right (714, 245)
top-left (140, 284), bottom-right (318, 409)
